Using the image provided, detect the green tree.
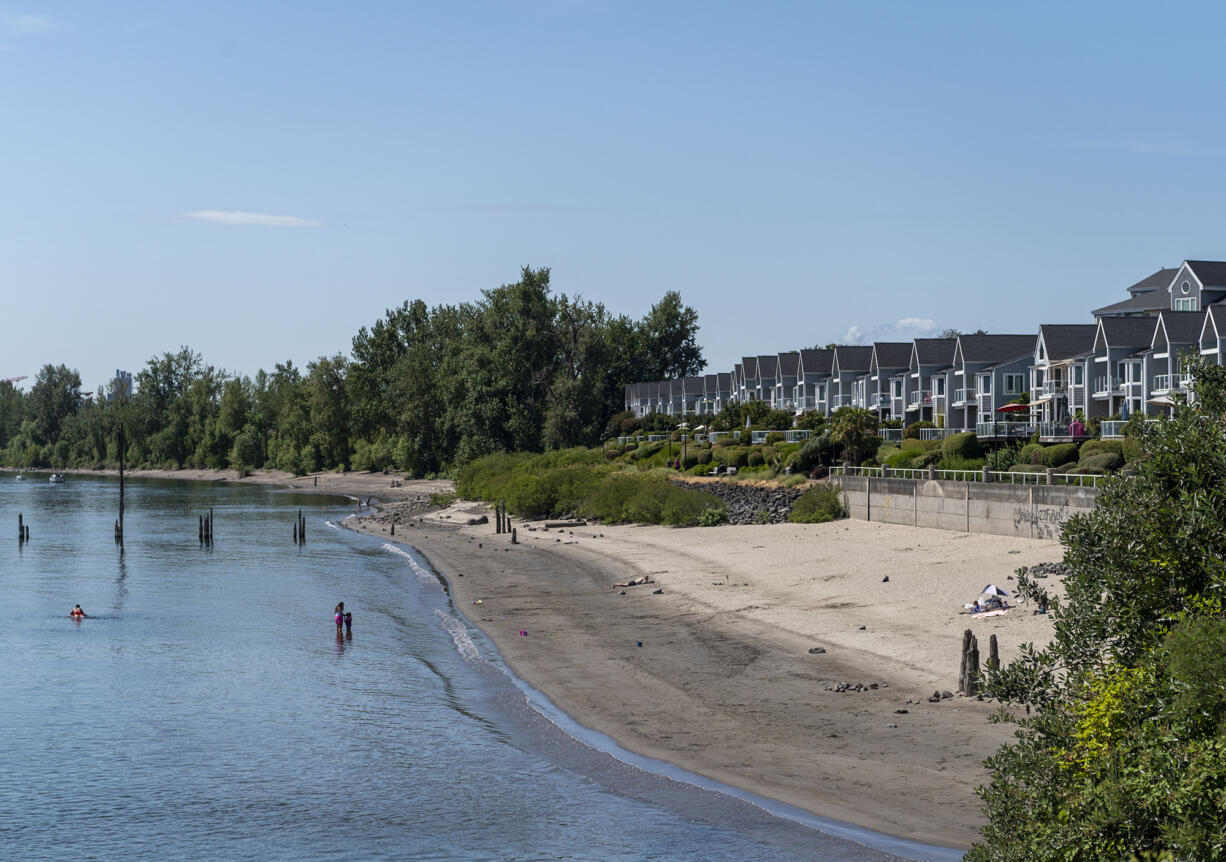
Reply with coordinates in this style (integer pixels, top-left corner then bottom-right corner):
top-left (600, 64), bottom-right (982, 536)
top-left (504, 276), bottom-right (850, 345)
top-left (637, 290), bottom-right (704, 380)
top-left (27, 363), bottom-right (82, 445)
top-left (829, 407), bottom-right (880, 465)
top-left (971, 356), bottom-right (1226, 861)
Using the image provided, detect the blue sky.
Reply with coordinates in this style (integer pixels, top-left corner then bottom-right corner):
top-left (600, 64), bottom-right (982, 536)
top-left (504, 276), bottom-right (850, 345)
top-left (4, 2), bottom-right (1226, 390)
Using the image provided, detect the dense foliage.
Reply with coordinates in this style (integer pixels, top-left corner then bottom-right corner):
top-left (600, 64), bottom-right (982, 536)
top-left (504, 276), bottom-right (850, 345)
top-left (456, 449), bottom-right (726, 526)
top-left (0, 268), bottom-right (703, 476)
top-left (970, 357), bottom-right (1226, 861)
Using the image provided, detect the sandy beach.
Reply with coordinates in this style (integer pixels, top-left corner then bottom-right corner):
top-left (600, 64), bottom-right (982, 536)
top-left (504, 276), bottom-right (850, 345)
top-left (27, 467), bottom-right (1063, 849)
top-left (342, 484), bottom-right (1064, 850)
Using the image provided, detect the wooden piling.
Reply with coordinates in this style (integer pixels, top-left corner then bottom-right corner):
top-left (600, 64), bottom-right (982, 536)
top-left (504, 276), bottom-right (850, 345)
top-left (24, 524), bottom-right (29, 541)
top-left (209, 508), bottom-right (214, 543)
top-left (18, 513), bottom-right (23, 539)
top-left (293, 522), bottom-right (298, 543)
top-left (199, 515), bottom-right (204, 544)
top-left (116, 423), bottom-right (125, 541)
top-left (989, 633), bottom-right (999, 672)
top-left (958, 629), bottom-right (972, 693)
top-left (511, 527), bottom-right (517, 544)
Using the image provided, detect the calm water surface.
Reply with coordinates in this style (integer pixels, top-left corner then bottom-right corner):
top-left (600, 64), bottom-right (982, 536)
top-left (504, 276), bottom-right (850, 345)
top-left (0, 474), bottom-right (954, 861)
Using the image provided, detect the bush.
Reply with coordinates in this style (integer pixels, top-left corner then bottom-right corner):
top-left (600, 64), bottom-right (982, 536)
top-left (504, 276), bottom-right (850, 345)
top-left (938, 455), bottom-right (985, 472)
top-left (941, 431), bottom-right (983, 460)
top-left (1054, 461), bottom-right (1079, 473)
top-left (713, 446), bottom-right (749, 469)
top-left (1122, 435), bottom-right (1145, 463)
top-left (1080, 451), bottom-right (1124, 472)
top-left (747, 450), bottom-right (765, 467)
top-left (788, 484), bottom-right (844, 523)
top-left (764, 432), bottom-right (785, 446)
top-left (883, 448), bottom-right (919, 468)
top-left (760, 444), bottom-right (779, 462)
top-left (899, 437), bottom-right (928, 452)
top-left (1044, 442), bottom-right (1080, 467)
top-left (696, 449), bottom-right (712, 466)
top-left (1079, 439), bottom-right (1124, 458)
top-left (429, 491), bottom-right (457, 507)
top-left (1008, 463), bottom-right (1045, 473)
top-left (697, 507), bottom-right (727, 526)
top-left (914, 449), bottom-right (943, 468)
top-left (904, 420), bottom-right (934, 439)
top-left (1019, 443), bottom-right (1044, 464)
top-left (577, 474), bottom-right (724, 526)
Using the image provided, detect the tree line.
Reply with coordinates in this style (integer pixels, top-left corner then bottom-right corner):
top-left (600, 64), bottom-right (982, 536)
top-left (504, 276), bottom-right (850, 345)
top-left (0, 267), bottom-right (704, 476)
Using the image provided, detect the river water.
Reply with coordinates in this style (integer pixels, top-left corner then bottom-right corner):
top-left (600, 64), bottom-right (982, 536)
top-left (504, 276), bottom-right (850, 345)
top-left (0, 474), bottom-right (959, 861)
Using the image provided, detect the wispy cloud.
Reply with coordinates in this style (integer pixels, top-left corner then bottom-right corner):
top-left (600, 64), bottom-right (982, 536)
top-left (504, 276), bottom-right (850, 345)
top-left (183, 210), bottom-right (324, 227)
top-left (1, 12), bottom-right (54, 36)
top-left (841, 317), bottom-right (937, 345)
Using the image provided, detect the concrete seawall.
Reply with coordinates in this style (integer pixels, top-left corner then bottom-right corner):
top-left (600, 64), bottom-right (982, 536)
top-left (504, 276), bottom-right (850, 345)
top-left (830, 476), bottom-right (1099, 539)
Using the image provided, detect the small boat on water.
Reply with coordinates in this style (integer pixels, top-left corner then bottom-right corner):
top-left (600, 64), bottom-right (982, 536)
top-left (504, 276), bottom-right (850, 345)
top-left (49, 473), bottom-right (65, 483)
top-left (15, 474), bottom-right (25, 481)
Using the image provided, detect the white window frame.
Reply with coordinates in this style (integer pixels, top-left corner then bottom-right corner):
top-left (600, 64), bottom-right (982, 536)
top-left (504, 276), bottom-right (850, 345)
top-left (1004, 373), bottom-right (1024, 394)
top-left (1175, 297), bottom-right (1196, 312)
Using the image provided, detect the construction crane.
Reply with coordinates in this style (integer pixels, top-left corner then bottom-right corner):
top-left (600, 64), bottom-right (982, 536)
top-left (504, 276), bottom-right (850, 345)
top-left (2, 375), bottom-right (27, 384)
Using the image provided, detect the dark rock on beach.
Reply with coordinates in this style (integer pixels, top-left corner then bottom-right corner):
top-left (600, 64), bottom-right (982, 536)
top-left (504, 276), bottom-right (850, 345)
top-left (673, 480), bottom-right (806, 525)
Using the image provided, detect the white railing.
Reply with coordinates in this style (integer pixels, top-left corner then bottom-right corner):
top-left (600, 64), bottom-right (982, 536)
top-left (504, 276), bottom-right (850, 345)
top-left (868, 392), bottom-right (886, 409)
top-left (909, 389), bottom-right (932, 407)
top-left (953, 387), bottom-right (977, 406)
top-left (1153, 373), bottom-right (1189, 393)
top-left (879, 428), bottom-right (904, 442)
top-left (794, 395), bottom-right (817, 411)
top-left (830, 465), bottom-right (1104, 487)
top-left (1100, 419), bottom-right (1161, 439)
top-left (919, 427), bottom-right (958, 440)
top-left (975, 421), bottom-right (1035, 439)
top-left (832, 394), bottom-right (852, 409)
top-left (1069, 383), bottom-right (1086, 409)
top-left (751, 429), bottom-right (810, 444)
top-left (977, 394), bottom-right (994, 412)
top-left (1039, 380), bottom-right (1066, 397)
top-left (1093, 376), bottom-right (1112, 396)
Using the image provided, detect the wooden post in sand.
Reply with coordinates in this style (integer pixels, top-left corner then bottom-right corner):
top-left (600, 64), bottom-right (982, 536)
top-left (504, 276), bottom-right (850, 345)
top-left (511, 527), bottom-right (517, 544)
top-left (959, 633), bottom-right (981, 696)
top-left (988, 634), bottom-right (999, 672)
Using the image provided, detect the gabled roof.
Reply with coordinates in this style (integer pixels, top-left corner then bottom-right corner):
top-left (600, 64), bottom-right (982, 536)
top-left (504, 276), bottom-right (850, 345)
top-left (682, 376), bottom-right (704, 395)
top-left (1155, 310), bottom-right (1206, 347)
top-left (777, 351), bottom-right (800, 376)
top-left (1201, 305), bottom-right (1226, 346)
top-left (1184, 261), bottom-right (1226, 290)
top-left (798, 348), bottom-right (833, 377)
top-left (1128, 267), bottom-right (1178, 296)
top-left (756, 354), bottom-right (779, 378)
top-left (870, 341), bottom-right (912, 372)
top-left (911, 337), bottom-right (956, 368)
top-left (832, 345), bottom-right (873, 374)
top-left (716, 371), bottom-right (731, 388)
top-left (1095, 316), bottom-right (1158, 352)
top-left (703, 373), bottom-right (718, 389)
top-left (741, 357), bottom-right (759, 380)
top-left (1092, 291), bottom-right (1169, 316)
top-left (955, 334), bottom-right (1034, 365)
top-left (1037, 325), bottom-right (1097, 361)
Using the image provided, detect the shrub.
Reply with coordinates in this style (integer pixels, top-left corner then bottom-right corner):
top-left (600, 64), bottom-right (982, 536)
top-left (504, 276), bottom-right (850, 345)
top-left (682, 450), bottom-right (699, 469)
top-left (764, 432), bottom-right (785, 446)
top-left (792, 433), bottom-right (836, 473)
top-left (1079, 439), bottom-right (1123, 457)
top-left (914, 449), bottom-right (943, 468)
top-left (1054, 461), bottom-right (1079, 473)
top-left (942, 431), bottom-right (983, 460)
top-left (713, 446), bottom-right (749, 469)
top-left (904, 420), bottom-right (934, 439)
top-left (1008, 463), bottom-right (1047, 473)
top-left (1122, 436), bottom-right (1145, 463)
top-left (883, 449), bottom-right (918, 468)
top-left (900, 437), bottom-right (928, 452)
top-left (696, 449), bottom-right (712, 466)
top-left (788, 484), bottom-right (844, 523)
top-left (747, 450), bottom-right (765, 467)
top-left (1019, 443), bottom-right (1045, 464)
top-left (624, 441), bottom-right (637, 451)
top-left (697, 507), bottom-right (727, 526)
top-left (1043, 443), bottom-right (1080, 468)
top-left (429, 491), bottom-right (457, 507)
top-left (577, 474), bottom-right (724, 526)
top-left (938, 455), bottom-right (985, 472)
top-left (1080, 451), bottom-right (1124, 472)
top-left (760, 444), bottom-right (779, 462)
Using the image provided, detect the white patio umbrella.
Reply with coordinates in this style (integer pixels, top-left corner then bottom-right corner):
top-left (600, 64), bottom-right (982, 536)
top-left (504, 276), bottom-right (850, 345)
top-left (980, 584), bottom-right (1010, 598)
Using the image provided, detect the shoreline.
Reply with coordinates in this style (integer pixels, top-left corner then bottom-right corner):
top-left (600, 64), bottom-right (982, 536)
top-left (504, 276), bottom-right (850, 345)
top-left (345, 494), bottom-right (1064, 851)
top-left (11, 467), bottom-right (1062, 850)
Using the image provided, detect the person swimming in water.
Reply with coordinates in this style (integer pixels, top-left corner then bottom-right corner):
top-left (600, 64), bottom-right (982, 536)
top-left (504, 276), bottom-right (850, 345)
top-left (70, 604), bottom-right (86, 618)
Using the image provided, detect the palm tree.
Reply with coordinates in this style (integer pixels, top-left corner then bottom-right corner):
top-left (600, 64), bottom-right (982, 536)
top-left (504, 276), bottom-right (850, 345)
top-left (829, 407), bottom-right (879, 466)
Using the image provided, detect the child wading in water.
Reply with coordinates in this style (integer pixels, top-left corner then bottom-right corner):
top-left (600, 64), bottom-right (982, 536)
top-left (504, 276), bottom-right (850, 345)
top-left (334, 602), bottom-right (344, 635)
top-left (344, 612), bottom-right (352, 638)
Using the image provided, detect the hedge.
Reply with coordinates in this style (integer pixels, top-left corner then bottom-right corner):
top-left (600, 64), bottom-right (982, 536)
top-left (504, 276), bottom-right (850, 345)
top-left (788, 484), bottom-right (844, 523)
top-left (1080, 451), bottom-right (1124, 472)
top-left (1008, 463), bottom-right (1048, 473)
top-left (747, 450), bottom-right (765, 467)
top-left (696, 449), bottom-right (713, 466)
top-left (1029, 442), bottom-right (1078, 468)
top-left (1079, 439), bottom-right (1123, 458)
top-left (942, 432), bottom-right (983, 460)
top-left (1019, 443), bottom-right (1044, 464)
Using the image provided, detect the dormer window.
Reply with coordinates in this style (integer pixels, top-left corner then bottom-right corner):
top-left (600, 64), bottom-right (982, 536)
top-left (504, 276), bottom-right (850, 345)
top-left (1175, 297), bottom-right (1196, 311)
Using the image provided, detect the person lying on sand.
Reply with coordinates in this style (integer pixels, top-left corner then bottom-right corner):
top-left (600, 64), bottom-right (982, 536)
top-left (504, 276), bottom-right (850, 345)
top-left (613, 575), bottom-right (651, 589)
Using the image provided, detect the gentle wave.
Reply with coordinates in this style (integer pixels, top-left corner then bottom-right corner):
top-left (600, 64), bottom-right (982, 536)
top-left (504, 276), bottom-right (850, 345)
top-left (434, 609), bottom-right (483, 663)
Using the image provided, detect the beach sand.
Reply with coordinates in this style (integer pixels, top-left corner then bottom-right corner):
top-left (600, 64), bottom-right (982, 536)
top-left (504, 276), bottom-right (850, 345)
top-left (32, 467), bottom-right (1062, 849)
top-left (346, 488), bottom-right (1063, 850)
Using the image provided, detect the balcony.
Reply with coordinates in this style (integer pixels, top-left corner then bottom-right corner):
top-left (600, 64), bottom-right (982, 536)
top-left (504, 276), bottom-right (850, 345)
top-left (1093, 376), bottom-right (1112, 397)
top-left (976, 393), bottom-right (994, 413)
top-left (1038, 380), bottom-right (1067, 397)
top-left (1038, 422), bottom-right (1091, 442)
top-left (832, 394), bottom-right (852, 409)
top-left (868, 392), bottom-right (887, 410)
top-left (907, 389), bottom-right (932, 410)
top-left (1152, 373), bottom-right (1189, 394)
top-left (975, 421), bottom-right (1036, 439)
top-left (1069, 383), bottom-right (1086, 409)
top-left (918, 428), bottom-right (958, 440)
top-left (953, 387), bottom-right (977, 406)
top-left (1100, 419), bottom-right (1161, 439)
top-left (879, 428), bottom-right (905, 442)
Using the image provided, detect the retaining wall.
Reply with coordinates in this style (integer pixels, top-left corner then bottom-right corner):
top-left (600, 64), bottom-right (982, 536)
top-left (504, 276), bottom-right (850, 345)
top-left (830, 476), bottom-right (1099, 539)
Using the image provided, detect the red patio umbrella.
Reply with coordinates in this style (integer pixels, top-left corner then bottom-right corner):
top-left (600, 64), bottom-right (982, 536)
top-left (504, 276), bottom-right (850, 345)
top-left (995, 403), bottom-right (1030, 413)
